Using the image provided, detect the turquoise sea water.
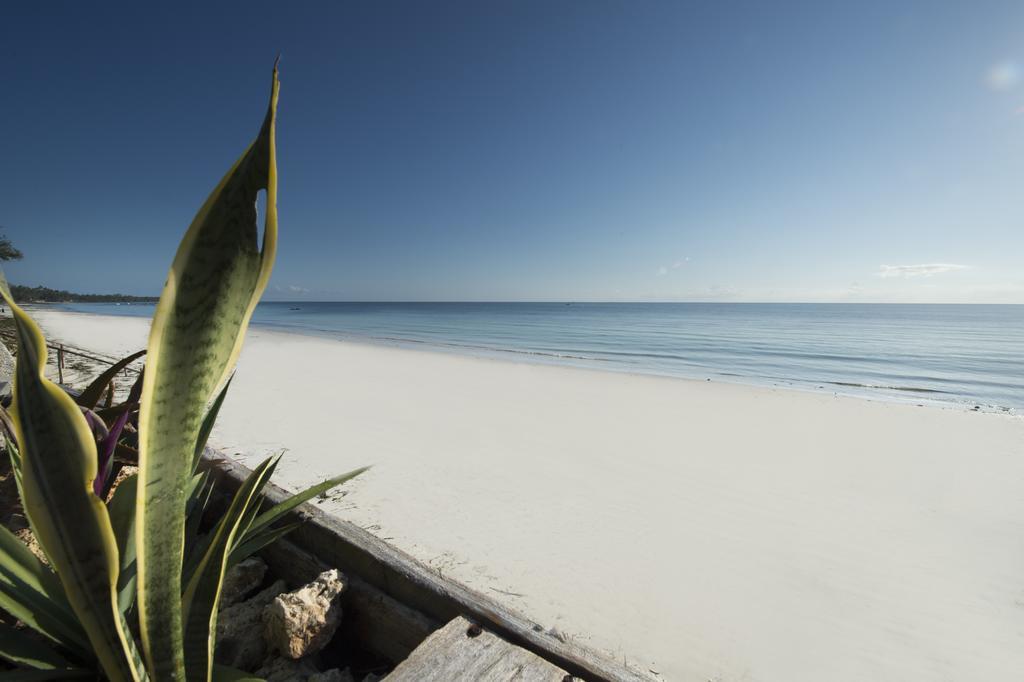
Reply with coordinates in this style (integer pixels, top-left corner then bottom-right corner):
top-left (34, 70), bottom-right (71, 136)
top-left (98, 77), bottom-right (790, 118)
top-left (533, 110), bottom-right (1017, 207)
top-left (58, 302), bottom-right (1024, 412)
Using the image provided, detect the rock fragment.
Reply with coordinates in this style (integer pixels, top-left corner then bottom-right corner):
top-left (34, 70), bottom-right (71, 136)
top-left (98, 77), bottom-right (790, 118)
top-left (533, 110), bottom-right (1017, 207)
top-left (216, 578), bottom-right (287, 670)
top-left (254, 656), bottom-right (321, 681)
top-left (310, 669), bottom-right (355, 682)
top-left (263, 569), bottom-right (346, 659)
top-left (221, 556), bottom-right (268, 607)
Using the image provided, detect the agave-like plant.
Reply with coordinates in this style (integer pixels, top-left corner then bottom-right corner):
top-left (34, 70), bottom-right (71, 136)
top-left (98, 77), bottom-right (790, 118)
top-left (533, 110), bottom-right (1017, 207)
top-left (0, 66), bottom-right (365, 681)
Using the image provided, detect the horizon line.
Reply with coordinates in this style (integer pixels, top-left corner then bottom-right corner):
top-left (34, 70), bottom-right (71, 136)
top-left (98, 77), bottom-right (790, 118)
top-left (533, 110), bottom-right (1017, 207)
top-left (37, 299), bottom-right (1024, 306)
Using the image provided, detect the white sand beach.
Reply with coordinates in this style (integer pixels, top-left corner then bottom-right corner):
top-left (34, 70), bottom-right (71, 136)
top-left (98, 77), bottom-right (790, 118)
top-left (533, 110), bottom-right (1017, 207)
top-left (27, 308), bottom-right (1024, 681)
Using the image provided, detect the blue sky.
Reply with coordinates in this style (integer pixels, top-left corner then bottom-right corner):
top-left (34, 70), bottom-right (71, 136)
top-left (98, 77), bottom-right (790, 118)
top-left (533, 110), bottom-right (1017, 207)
top-left (1, 1), bottom-right (1022, 302)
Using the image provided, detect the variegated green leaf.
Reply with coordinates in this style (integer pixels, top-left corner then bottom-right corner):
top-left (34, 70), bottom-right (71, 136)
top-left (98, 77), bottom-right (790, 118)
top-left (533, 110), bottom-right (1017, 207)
top-left (0, 408), bottom-right (25, 511)
top-left (0, 669), bottom-right (94, 681)
top-left (242, 466), bottom-right (368, 543)
top-left (228, 521), bottom-right (300, 567)
top-left (181, 472), bottom-right (216, 586)
top-left (183, 471), bottom-right (214, 549)
top-left (0, 527), bottom-right (87, 656)
top-left (192, 377), bottom-right (232, 473)
top-left (107, 474), bottom-right (138, 614)
top-left (182, 456), bottom-right (278, 682)
top-left (0, 276), bottom-right (143, 681)
top-left (136, 66), bottom-right (279, 681)
top-left (0, 621), bottom-right (72, 670)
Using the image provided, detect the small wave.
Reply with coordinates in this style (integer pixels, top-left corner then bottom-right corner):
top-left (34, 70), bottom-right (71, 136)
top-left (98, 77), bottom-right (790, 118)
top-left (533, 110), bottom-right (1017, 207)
top-left (825, 381), bottom-right (951, 394)
top-left (277, 327), bottom-right (615, 364)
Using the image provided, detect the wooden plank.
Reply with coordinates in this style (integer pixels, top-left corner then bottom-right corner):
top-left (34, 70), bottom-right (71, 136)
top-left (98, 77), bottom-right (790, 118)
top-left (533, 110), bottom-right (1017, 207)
top-left (387, 616), bottom-right (574, 681)
top-left (199, 448), bottom-right (655, 682)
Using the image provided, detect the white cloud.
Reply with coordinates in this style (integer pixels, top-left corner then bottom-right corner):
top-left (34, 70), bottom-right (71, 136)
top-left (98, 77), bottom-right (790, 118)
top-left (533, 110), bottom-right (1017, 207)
top-left (877, 263), bottom-right (968, 279)
top-left (656, 257), bottom-right (689, 276)
top-left (287, 284), bottom-right (309, 293)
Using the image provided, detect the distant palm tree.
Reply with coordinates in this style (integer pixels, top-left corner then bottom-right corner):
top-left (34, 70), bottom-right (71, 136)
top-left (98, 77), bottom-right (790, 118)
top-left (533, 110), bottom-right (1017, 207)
top-left (0, 229), bottom-right (23, 261)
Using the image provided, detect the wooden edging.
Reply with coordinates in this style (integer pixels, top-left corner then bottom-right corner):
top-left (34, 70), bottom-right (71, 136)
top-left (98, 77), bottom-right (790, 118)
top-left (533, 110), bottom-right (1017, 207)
top-left (199, 448), bottom-right (655, 682)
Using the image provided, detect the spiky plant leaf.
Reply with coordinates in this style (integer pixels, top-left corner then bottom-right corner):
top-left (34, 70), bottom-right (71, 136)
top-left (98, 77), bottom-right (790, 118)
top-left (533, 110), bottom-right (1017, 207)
top-left (0, 407), bottom-right (24, 507)
top-left (180, 473), bottom-right (217, 585)
top-left (106, 474), bottom-right (138, 614)
top-left (244, 466), bottom-right (368, 541)
top-left (0, 668), bottom-right (94, 680)
top-left (183, 471), bottom-right (214, 548)
top-left (192, 377), bottom-right (232, 473)
top-left (182, 456), bottom-right (278, 682)
top-left (136, 66), bottom-right (279, 680)
top-left (76, 350), bottom-right (145, 410)
top-left (228, 522), bottom-right (300, 567)
top-left (0, 276), bottom-right (142, 681)
top-left (0, 527), bottom-right (86, 656)
top-left (0, 621), bottom-right (73, 670)
top-left (95, 401), bottom-right (137, 424)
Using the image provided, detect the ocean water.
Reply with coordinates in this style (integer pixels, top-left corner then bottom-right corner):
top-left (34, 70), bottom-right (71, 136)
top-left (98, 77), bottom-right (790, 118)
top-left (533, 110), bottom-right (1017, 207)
top-left (58, 302), bottom-right (1024, 412)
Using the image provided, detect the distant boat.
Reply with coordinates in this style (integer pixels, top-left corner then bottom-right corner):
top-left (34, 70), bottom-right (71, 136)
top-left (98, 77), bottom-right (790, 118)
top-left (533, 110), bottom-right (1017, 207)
top-left (290, 307), bottom-right (301, 311)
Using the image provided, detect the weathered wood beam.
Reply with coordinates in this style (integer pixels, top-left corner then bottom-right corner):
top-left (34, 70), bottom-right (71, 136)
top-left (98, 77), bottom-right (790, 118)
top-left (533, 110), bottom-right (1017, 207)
top-left (387, 616), bottom-right (574, 681)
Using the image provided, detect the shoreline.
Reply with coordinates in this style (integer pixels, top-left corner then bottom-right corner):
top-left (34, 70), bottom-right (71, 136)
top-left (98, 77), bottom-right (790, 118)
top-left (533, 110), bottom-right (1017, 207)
top-left (21, 307), bottom-right (1024, 680)
top-left (27, 304), bottom-right (1020, 416)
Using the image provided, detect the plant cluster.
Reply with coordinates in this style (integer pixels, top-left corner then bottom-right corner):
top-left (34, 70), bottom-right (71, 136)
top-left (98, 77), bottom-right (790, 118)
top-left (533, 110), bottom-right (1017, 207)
top-left (0, 66), bottom-right (364, 681)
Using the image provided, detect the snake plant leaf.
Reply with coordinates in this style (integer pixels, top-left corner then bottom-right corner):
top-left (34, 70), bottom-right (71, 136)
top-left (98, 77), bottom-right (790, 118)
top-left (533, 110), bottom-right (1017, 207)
top-left (0, 621), bottom-right (73, 670)
top-left (0, 579), bottom-right (77, 659)
top-left (226, 453), bottom-right (284, 557)
top-left (181, 455), bottom-right (280, 591)
top-left (182, 456), bottom-right (278, 682)
top-left (192, 376), bottom-right (232, 473)
top-left (180, 472), bottom-right (216, 583)
top-left (127, 368), bottom-right (145, 404)
top-left (0, 274), bottom-right (143, 681)
top-left (0, 405), bottom-right (17, 446)
top-left (0, 407), bottom-right (24, 504)
top-left (107, 474), bottom-right (139, 614)
top-left (76, 350), bottom-right (146, 410)
top-left (228, 521), bottom-right (301, 567)
top-left (0, 526), bottom-right (87, 656)
top-left (0, 669), bottom-right (95, 681)
top-left (115, 608), bottom-right (149, 681)
top-left (136, 65), bottom-right (279, 681)
top-left (184, 471), bottom-right (214, 545)
top-left (4, 446), bottom-right (23, 512)
top-left (244, 466), bottom-right (369, 541)
top-left (95, 401), bottom-right (137, 424)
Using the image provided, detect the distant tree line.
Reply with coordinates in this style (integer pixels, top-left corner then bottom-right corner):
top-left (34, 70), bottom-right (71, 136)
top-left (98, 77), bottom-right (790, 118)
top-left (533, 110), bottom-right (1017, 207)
top-left (9, 284), bottom-right (157, 304)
